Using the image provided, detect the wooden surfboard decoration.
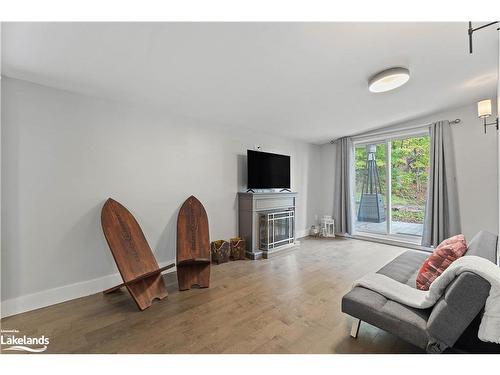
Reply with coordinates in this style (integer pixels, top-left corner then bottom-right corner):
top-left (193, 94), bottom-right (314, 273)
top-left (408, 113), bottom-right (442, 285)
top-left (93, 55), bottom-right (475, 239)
top-left (176, 195), bottom-right (211, 290)
top-left (101, 198), bottom-right (173, 310)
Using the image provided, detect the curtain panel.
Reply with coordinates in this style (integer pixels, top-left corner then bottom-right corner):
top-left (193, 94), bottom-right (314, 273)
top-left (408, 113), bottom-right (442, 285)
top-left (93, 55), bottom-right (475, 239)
top-left (422, 120), bottom-right (462, 247)
top-left (333, 137), bottom-right (354, 235)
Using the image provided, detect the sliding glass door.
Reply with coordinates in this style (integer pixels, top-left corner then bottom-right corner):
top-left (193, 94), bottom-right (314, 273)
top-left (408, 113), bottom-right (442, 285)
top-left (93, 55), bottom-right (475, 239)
top-left (354, 133), bottom-right (430, 243)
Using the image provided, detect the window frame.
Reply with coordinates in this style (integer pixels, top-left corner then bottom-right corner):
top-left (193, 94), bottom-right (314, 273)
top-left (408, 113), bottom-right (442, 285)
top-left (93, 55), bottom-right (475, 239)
top-left (352, 128), bottom-right (430, 246)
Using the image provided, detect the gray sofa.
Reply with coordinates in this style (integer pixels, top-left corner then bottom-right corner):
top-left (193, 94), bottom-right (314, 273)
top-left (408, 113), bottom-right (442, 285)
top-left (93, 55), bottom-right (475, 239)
top-left (341, 230), bottom-right (500, 353)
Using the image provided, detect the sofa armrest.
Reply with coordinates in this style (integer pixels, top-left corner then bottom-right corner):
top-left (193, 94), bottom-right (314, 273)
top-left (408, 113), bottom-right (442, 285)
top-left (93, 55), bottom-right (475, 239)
top-left (427, 272), bottom-right (491, 349)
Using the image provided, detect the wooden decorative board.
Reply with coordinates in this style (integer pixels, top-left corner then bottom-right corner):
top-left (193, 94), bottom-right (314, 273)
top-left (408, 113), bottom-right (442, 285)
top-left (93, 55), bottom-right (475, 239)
top-left (176, 195), bottom-right (211, 290)
top-left (101, 198), bottom-right (172, 310)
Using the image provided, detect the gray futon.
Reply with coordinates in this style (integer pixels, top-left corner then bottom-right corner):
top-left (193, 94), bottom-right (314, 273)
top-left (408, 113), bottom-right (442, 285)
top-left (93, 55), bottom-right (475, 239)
top-left (341, 230), bottom-right (500, 353)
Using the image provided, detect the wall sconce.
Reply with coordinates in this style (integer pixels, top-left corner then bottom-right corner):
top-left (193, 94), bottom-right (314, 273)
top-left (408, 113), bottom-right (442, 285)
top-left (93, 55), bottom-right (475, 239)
top-left (477, 99), bottom-right (498, 134)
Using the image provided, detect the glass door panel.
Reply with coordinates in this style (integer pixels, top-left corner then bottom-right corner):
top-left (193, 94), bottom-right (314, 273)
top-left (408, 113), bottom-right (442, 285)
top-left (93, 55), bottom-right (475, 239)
top-left (390, 135), bottom-right (430, 237)
top-left (354, 142), bottom-right (388, 234)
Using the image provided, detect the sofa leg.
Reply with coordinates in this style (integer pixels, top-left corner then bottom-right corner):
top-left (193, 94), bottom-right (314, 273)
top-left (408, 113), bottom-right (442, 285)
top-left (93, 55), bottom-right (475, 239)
top-left (350, 318), bottom-right (361, 338)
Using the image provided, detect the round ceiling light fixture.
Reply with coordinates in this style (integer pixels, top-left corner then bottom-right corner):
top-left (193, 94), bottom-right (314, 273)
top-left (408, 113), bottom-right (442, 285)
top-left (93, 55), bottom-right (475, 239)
top-left (368, 67), bottom-right (410, 93)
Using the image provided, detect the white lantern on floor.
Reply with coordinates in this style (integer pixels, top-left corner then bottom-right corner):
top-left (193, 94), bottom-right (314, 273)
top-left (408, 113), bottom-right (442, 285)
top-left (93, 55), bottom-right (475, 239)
top-left (320, 216), bottom-right (335, 238)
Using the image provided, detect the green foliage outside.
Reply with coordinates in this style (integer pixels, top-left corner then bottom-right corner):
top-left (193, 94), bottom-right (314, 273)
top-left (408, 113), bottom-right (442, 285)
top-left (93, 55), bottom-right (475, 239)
top-left (355, 136), bottom-right (430, 224)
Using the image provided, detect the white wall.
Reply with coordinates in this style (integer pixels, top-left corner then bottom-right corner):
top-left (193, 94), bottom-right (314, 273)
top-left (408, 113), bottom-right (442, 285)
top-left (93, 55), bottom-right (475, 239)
top-left (1, 77), bottom-right (322, 316)
top-left (497, 35), bottom-right (500, 264)
top-left (319, 142), bottom-right (336, 222)
top-left (319, 101), bottom-right (499, 241)
top-left (0, 24), bottom-right (3, 310)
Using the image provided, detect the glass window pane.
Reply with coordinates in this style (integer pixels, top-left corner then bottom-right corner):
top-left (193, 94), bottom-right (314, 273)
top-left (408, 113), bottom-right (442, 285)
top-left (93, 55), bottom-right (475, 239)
top-left (390, 135), bottom-right (430, 237)
top-left (354, 142), bottom-right (387, 234)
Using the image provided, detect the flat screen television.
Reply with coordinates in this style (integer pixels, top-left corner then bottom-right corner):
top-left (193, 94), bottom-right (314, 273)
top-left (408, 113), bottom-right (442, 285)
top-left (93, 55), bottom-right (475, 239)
top-left (247, 150), bottom-right (290, 190)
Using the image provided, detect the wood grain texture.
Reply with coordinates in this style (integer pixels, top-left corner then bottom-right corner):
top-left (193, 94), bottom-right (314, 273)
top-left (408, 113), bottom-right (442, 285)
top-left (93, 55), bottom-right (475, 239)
top-left (1, 238), bottom-right (424, 354)
top-left (176, 196), bottom-right (211, 291)
top-left (102, 264), bottom-right (175, 294)
top-left (101, 198), bottom-right (168, 310)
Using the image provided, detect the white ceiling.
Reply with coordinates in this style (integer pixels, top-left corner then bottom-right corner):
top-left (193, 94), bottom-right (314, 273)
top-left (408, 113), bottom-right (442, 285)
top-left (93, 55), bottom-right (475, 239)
top-left (2, 22), bottom-right (498, 144)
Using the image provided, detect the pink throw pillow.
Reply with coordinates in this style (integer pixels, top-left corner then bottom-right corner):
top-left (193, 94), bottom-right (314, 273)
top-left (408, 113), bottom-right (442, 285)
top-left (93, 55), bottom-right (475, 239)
top-left (416, 234), bottom-right (468, 291)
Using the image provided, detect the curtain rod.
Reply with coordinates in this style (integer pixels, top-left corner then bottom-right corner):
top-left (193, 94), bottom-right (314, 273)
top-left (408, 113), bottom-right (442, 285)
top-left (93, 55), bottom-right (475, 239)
top-left (330, 118), bottom-right (461, 144)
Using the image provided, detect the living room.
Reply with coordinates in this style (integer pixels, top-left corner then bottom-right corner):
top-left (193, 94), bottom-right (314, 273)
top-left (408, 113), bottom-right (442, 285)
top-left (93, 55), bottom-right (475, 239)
top-left (1, 1), bottom-right (499, 372)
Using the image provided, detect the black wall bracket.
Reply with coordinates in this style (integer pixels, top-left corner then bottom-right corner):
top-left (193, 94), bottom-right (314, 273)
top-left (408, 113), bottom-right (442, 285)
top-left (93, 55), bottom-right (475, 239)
top-left (468, 21), bottom-right (499, 54)
top-left (482, 117), bottom-right (499, 134)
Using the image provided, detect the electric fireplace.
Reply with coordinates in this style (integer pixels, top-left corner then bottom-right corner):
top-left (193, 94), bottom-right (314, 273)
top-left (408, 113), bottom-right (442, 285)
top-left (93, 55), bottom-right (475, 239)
top-left (259, 210), bottom-right (295, 251)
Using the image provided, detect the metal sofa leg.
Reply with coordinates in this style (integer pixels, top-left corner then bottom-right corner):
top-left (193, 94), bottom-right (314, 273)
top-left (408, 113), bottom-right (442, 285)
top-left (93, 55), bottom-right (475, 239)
top-left (350, 318), bottom-right (361, 338)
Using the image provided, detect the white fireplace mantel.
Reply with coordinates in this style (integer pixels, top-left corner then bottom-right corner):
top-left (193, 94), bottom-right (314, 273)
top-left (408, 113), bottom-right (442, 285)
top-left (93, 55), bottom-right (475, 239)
top-left (238, 191), bottom-right (298, 259)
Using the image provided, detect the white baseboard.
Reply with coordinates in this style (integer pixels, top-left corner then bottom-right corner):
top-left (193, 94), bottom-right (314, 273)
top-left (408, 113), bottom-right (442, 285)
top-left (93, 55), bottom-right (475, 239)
top-left (0, 260), bottom-right (177, 319)
top-left (296, 229), bottom-right (309, 239)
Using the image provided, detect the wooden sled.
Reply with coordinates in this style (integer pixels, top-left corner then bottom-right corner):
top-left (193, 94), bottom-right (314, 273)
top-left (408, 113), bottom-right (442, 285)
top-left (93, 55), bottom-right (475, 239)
top-left (101, 198), bottom-right (175, 310)
top-left (176, 196), bottom-right (211, 291)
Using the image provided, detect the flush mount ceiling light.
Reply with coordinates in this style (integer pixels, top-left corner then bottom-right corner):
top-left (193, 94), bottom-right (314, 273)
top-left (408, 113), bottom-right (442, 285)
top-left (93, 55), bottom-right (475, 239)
top-left (368, 67), bottom-right (410, 93)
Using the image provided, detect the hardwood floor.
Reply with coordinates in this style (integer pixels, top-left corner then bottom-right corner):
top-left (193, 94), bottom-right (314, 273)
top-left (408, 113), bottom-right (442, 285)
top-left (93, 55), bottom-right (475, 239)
top-left (1, 237), bottom-right (424, 354)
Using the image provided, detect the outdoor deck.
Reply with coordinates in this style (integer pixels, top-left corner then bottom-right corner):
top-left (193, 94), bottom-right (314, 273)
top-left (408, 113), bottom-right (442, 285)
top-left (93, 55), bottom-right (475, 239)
top-left (355, 220), bottom-right (423, 237)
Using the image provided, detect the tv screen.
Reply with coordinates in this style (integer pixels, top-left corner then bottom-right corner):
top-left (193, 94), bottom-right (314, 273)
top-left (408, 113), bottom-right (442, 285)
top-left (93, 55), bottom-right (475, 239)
top-left (247, 150), bottom-right (290, 189)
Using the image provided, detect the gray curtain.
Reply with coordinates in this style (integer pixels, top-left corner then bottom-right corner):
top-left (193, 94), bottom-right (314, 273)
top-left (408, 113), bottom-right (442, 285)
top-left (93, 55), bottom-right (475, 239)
top-left (333, 137), bottom-right (354, 235)
top-left (422, 120), bottom-right (461, 247)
